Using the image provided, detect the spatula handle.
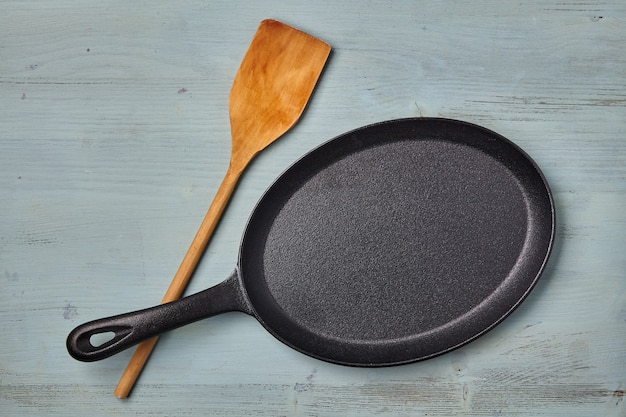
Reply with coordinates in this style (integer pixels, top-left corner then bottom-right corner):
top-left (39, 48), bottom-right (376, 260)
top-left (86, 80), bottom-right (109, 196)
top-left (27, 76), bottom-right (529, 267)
top-left (113, 164), bottom-right (241, 398)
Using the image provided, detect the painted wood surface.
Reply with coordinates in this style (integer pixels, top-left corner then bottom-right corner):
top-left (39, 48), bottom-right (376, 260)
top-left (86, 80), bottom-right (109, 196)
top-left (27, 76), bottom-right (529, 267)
top-left (1, 1), bottom-right (624, 415)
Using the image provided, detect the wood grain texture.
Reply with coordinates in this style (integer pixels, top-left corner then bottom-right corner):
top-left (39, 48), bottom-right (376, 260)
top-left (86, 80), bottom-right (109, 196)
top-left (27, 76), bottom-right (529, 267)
top-left (1, 1), bottom-right (624, 416)
top-left (111, 19), bottom-right (330, 398)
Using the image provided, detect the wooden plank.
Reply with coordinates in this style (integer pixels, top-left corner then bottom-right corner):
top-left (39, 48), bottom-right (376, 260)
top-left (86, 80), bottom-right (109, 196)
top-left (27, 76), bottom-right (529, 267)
top-left (1, 1), bottom-right (624, 416)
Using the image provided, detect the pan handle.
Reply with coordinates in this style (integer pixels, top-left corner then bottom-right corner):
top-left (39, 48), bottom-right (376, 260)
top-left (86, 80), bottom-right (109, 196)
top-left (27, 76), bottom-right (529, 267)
top-left (66, 269), bottom-right (250, 362)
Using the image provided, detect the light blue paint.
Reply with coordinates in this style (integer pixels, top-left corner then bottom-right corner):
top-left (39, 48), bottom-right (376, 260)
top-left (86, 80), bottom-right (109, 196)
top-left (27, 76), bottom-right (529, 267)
top-left (1, 1), bottom-right (624, 415)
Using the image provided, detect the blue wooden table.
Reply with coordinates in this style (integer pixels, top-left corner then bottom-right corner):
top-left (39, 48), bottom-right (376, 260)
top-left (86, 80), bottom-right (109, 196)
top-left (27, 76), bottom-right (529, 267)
top-left (1, 1), bottom-right (624, 415)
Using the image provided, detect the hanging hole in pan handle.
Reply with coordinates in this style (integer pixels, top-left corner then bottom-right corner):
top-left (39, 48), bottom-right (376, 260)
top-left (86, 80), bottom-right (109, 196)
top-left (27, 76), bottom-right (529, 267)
top-left (69, 325), bottom-right (134, 361)
top-left (67, 318), bottom-right (142, 362)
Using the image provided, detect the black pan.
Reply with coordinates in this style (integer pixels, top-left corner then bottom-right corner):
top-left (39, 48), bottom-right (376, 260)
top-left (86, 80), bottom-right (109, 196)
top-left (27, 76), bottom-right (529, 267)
top-left (67, 118), bottom-right (555, 366)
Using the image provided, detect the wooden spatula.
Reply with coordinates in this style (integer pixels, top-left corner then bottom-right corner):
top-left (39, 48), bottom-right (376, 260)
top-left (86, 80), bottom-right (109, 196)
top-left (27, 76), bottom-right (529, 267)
top-left (113, 19), bottom-right (331, 398)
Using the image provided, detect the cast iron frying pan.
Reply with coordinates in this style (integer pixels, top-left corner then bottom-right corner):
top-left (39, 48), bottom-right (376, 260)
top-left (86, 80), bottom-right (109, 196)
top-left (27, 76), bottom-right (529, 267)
top-left (67, 118), bottom-right (555, 366)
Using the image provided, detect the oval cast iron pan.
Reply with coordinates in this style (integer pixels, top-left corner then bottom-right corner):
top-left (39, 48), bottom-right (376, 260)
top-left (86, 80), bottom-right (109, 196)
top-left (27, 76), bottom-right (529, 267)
top-left (67, 118), bottom-right (555, 366)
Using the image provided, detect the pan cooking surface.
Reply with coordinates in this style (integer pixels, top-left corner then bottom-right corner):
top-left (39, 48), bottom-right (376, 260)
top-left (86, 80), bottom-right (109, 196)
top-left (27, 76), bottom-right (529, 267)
top-left (264, 140), bottom-right (526, 340)
top-left (241, 118), bottom-right (554, 365)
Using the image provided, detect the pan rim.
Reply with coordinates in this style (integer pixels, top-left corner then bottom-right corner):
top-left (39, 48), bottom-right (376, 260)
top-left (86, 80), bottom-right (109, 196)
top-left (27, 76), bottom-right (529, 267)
top-left (238, 117), bottom-right (555, 366)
